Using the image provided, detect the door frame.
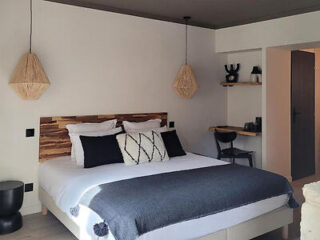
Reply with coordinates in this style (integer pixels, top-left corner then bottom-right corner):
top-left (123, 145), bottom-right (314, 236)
top-left (265, 47), bottom-right (320, 182)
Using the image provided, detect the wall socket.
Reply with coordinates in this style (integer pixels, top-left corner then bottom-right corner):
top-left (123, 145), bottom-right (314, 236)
top-left (169, 121), bottom-right (175, 128)
top-left (25, 183), bottom-right (33, 192)
top-left (26, 129), bottom-right (35, 137)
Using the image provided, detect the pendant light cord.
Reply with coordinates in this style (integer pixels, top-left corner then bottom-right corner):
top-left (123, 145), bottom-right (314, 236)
top-left (183, 16), bottom-right (190, 65)
top-left (29, 0), bottom-right (33, 53)
top-left (185, 23), bottom-right (188, 65)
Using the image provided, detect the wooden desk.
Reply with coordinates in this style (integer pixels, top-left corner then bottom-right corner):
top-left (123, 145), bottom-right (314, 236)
top-left (208, 126), bottom-right (260, 137)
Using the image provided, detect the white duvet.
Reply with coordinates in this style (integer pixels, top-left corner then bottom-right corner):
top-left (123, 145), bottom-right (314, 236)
top-left (39, 153), bottom-right (288, 240)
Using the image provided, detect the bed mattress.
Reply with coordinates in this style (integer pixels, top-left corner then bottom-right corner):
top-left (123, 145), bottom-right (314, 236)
top-left (39, 153), bottom-right (288, 240)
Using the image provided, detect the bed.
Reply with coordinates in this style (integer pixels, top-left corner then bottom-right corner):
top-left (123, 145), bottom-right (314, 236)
top-left (38, 112), bottom-right (293, 240)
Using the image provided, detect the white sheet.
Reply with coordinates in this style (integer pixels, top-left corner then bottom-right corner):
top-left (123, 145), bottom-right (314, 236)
top-left (39, 153), bottom-right (289, 240)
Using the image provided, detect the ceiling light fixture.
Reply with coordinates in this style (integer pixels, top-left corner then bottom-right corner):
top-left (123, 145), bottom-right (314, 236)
top-left (173, 16), bottom-right (199, 99)
top-left (9, 0), bottom-right (50, 100)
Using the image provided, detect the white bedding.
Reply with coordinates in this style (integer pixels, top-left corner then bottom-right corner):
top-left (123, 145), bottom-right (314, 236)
top-left (39, 153), bottom-right (289, 240)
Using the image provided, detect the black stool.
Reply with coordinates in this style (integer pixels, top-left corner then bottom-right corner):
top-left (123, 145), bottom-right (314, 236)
top-left (214, 131), bottom-right (254, 167)
top-left (0, 181), bottom-right (24, 235)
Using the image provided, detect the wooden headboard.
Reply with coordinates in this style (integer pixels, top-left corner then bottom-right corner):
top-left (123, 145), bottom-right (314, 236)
top-left (39, 112), bottom-right (167, 162)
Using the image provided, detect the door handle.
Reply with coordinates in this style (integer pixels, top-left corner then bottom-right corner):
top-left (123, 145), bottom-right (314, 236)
top-left (292, 107), bottom-right (301, 123)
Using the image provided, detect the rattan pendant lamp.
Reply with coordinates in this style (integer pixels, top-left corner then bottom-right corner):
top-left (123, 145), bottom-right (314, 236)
top-left (173, 16), bottom-right (199, 99)
top-left (9, 0), bottom-right (50, 100)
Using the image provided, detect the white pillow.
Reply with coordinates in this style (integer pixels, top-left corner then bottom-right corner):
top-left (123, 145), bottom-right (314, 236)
top-left (123, 119), bottom-right (162, 133)
top-left (126, 126), bottom-right (168, 134)
top-left (71, 127), bottom-right (122, 167)
top-left (150, 126), bottom-right (168, 133)
top-left (116, 130), bottom-right (169, 166)
top-left (66, 119), bottom-right (117, 159)
top-left (66, 119), bottom-right (117, 133)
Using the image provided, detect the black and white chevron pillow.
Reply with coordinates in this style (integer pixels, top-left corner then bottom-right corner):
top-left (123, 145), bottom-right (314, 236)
top-left (116, 130), bottom-right (169, 165)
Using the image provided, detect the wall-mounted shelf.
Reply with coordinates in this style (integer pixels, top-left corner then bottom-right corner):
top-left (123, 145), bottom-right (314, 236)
top-left (220, 82), bottom-right (262, 87)
top-left (209, 126), bottom-right (260, 137)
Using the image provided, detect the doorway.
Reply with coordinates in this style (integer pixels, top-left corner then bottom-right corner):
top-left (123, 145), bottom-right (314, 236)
top-left (266, 47), bottom-right (320, 181)
top-left (291, 50), bottom-right (315, 180)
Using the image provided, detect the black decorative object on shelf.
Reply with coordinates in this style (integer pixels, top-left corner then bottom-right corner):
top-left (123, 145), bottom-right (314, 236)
top-left (0, 181), bottom-right (24, 235)
top-left (224, 64), bottom-right (240, 83)
top-left (256, 117), bottom-right (262, 132)
top-left (251, 66), bottom-right (262, 83)
top-left (243, 117), bottom-right (262, 133)
top-left (243, 122), bottom-right (255, 132)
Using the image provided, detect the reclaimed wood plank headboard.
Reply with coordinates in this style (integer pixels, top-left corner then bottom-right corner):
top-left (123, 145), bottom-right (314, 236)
top-left (39, 112), bottom-right (167, 162)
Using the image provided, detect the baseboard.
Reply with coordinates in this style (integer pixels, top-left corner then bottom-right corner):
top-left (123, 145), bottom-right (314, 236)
top-left (20, 203), bottom-right (42, 216)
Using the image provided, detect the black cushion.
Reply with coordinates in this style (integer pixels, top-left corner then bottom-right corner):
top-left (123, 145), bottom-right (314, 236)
top-left (80, 132), bottom-right (124, 168)
top-left (161, 130), bottom-right (186, 158)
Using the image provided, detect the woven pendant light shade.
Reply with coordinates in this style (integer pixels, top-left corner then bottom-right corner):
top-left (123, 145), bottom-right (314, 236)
top-left (173, 16), bottom-right (199, 99)
top-left (173, 64), bottom-right (199, 99)
top-left (9, 53), bottom-right (50, 100)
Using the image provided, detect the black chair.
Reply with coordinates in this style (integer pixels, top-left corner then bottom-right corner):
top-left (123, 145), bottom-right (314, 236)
top-left (214, 131), bottom-right (253, 167)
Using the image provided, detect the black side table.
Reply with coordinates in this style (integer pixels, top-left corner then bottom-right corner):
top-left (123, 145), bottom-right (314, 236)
top-left (0, 181), bottom-right (24, 235)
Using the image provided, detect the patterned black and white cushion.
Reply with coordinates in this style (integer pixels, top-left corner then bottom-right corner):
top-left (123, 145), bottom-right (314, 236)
top-left (116, 130), bottom-right (169, 165)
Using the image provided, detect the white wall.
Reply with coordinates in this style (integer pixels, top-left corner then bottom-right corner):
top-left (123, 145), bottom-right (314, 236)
top-left (215, 10), bottom-right (320, 180)
top-left (0, 0), bottom-right (226, 215)
top-left (215, 11), bottom-right (320, 53)
top-left (226, 50), bottom-right (262, 126)
top-left (226, 50), bottom-right (262, 168)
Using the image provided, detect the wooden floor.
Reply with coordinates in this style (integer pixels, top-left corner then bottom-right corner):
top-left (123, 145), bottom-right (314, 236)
top-left (1, 175), bottom-right (319, 240)
top-left (253, 175), bottom-right (320, 240)
top-left (0, 212), bottom-right (76, 240)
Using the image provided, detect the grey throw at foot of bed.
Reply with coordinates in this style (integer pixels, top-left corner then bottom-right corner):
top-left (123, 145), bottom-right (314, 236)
top-left (72, 164), bottom-right (298, 240)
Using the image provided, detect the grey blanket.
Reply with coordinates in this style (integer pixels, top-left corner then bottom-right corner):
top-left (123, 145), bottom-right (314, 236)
top-left (75, 164), bottom-right (298, 240)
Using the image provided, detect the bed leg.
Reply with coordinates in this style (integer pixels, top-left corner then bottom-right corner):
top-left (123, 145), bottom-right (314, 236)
top-left (42, 205), bottom-right (48, 216)
top-left (281, 225), bottom-right (289, 239)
